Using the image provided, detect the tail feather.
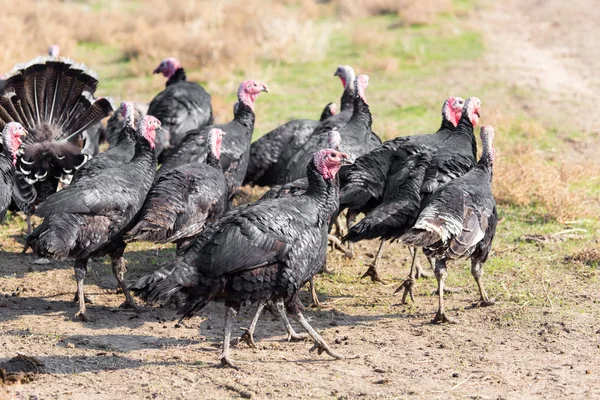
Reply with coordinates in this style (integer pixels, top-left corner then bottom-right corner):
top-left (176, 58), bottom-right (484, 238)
top-left (130, 259), bottom-right (193, 304)
top-left (27, 213), bottom-right (82, 260)
top-left (0, 95), bottom-right (23, 125)
top-left (401, 228), bottom-right (441, 248)
top-left (63, 98), bottom-right (113, 140)
top-left (8, 75), bottom-right (35, 127)
top-left (58, 72), bottom-right (98, 130)
top-left (33, 63), bottom-right (47, 125)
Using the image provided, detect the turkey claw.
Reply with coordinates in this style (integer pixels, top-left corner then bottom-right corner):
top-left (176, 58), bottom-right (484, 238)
top-left (239, 328), bottom-right (257, 349)
top-left (361, 265), bottom-right (386, 284)
top-left (394, 278), bottom-right (414, 304)
top-left (309, 343), bottom-right (344, 359)
top-left (287, 332), bottom-right (307, 342)
top-left (74, 311), bottom-right (92, 322)
top-left (219, 355), bottom-right (240, 370)
top-left (475, 299), bottom-right (495, 308)
top-left (73, 293), bottom-right (94, 304)
top-left (432, 311), bottom-right (457, 324)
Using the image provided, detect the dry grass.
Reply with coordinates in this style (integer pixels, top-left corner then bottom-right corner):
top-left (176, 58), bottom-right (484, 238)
top-left (334, 0), bottom-right (453, 24)
top-left (0, 0), bottom-right (333, 77)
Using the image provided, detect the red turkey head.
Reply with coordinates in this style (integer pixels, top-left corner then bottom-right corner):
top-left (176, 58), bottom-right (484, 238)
top-left (153, 58), bottom-right (182, 78)
top-left (464, 96), bottom-right (482, 127)
top-left (237, 79), bottom-right (269, 110)
top-left (355, 75), bottom-right (369, 104)
top-left (208, 128), bottom-right (226, 159)
top-left (326, 128), bottom-right (341, 149)
top-left (314, 149), bottom-right (352, 180)
top-left (138, 115), bottom-right (161, 149)
top-left (480, 125), bottom-right (495, 166)
top-left (120, 101), bottom-right (135, 129)
top-left (329, 103), bottom-right (338, 116)
top-left (333, 65), bottom-right (355, 90)
top-left (48, 45), bottom-right (60, 58)
top-left (2, 122), bottom-right (27, 165)
top-left (442, 96), bottom-right (465, 127)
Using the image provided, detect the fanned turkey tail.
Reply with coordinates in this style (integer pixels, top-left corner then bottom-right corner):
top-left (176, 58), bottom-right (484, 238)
top-left (0, 56), bottom-right (113, 212)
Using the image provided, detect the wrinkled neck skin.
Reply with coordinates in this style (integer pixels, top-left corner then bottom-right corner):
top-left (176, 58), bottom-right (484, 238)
top-left (166, 68), bottom-right (187, 86)
top-left (478, 139), bottom-right (495, 178)
top-left (305, 161), bottom-right (340, 223)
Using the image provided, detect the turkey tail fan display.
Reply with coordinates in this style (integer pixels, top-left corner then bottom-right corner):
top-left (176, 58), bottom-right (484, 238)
top-left (0, 56), bottom-right (113, 213)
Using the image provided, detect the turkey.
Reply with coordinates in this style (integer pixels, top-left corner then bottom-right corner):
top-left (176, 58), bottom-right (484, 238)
top-left (148, 58), bottom-right (213, 159)
top-left (260, 128), bottom-right (341, 200)
top-left (341, 96), bottom-right (477, 284)
top-left (125, 128), bottom-right (228, 251)
top-left (281, 75), bottom-right (375, 184)
top-left (0, 123), bottom-right (27, 222)
top-left (0, 56), bottom-right (113, 232)
top-left (131, 148), bottom-right (352, 368)
top-left (156, 79), bottom-right (268, 199)
top-left (69, 101), bottom-right (137, 185)
top-left (402, 125), bottom-right (497, 323)
top-left (104, 102), bottom-right (148, 148)
top-left (26, 115), bottom-right (160, 321)
top-left (243, 102), bottom-right (337, 187)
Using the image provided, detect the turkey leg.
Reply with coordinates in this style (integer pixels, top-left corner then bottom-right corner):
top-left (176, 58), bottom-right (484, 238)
top-left (111, 250), bottom-right (141, 312)
top-left (396, 246), bottom-right (419, 304)
top-left (361, 238), bottom-right (386, 284)
top-left (290, 311), bottom-right (343, 360)
top-left (220, 306), bottom-right (240, 369)
top-left (432, 259), bottom-right (456, 324)
top-left (73, 259), bottom-right (92, 322)
top-left (471, 260), bottom-right (495, 307)
top-left (240, 300), bottom-right (266, 348)
top-left (275, 299), bottom-right (305, 342)
top-left (309, 277), bottom-right (321, 306)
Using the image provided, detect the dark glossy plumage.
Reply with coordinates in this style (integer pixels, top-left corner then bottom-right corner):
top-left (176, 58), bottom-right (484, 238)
top-left (401, 126), bottom-right (497, 322)
top-left (148, 67), bottom-right (212, 159)
top-left (132, 149), bottom-right (350, 366)
top-left (125, 129), bottom-right (228, 249)
top-left (26, 116), bottom-right (160, 320)
top-left (0, 56), bottom-right (113, 214)
top-left (156, 80), bottom-right (267, 199)
top-left (280, 75), bottom-right (378, 184)
top-left (244, 102), bottom-right (336, 187)
top-left (70, 103), bottom-right (137, 185)
top-left (104, 102), bottom-right (147, 148)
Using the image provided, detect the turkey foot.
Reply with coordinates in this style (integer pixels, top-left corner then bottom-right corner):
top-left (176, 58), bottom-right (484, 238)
top-left (275, 300), bottom-right (306, 342)
top-left (414, 263), bottom-right (433, 279)
top-left (291, 311), bottom-right (343, 360)
top-left (475, 298), bottom-right (495, 308)
top-left (327, 235), bottom-right (352, 258)
top-left (432, 311), bottom-right (457, 324)
top-left (394, 278), bottom-right (414, 304)
top-left (74, 310), bottom-right (92, 322)
top-left (361, 264), bottom-right (386, 284)
top-left (239, 328), bottom-right (257, 349)
top-left (118, 300), bottom-right (144, 312)
top-left (219, 306), bottom-right (240, 369)
top-left (73, 292), bottom-right (94, 304)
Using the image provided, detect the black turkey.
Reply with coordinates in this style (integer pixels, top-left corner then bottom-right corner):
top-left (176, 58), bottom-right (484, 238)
top-left (402, 125), bottom-right (497, 323)
top-left (0, 123), bottom-right (26, 222)
top-left (69, 101), bottom-right (137, 185)
top-left (0, 56), bottom-right (113, 232)
top-left (131, 148), bottom-right (352, 368)
top-left (125, 128), bottom-right (228, 252)
top-left (104, 102), bottom-right (147, 148)
top-left (341, 96), bottom-right (478, 285)
top-left (243, 102), bottom-right (337, 187)
top-left (148, 58), bottom-right (213, 159)
top-left (26, 115), bottom-right (160, 321)
top-left (156, 79), bottom-right (268, 199)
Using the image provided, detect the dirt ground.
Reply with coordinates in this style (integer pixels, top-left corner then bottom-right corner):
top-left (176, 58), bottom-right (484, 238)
top-left (2, 1), bottom-right (600, 399)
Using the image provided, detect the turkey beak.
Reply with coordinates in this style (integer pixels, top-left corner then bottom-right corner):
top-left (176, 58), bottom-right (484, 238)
top-left (333, 70), bottom-right (340, 77)
top-left (152, 66), bottom-right (161, 74)
top-left (261, 84), bottom-right (269, 93)
top-left (340, 153), bottom-right (353, 165)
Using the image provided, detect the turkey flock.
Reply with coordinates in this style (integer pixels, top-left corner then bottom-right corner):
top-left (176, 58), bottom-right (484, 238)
top-left (0, 47), bottom-right (497, 369)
